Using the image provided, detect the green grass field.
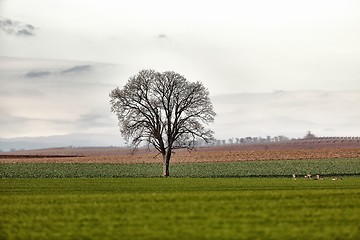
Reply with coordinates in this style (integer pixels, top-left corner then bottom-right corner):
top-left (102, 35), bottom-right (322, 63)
top-left (1, 178), bottom-right (360, 240)
top-left (1, 158), bottom-right (360, 178)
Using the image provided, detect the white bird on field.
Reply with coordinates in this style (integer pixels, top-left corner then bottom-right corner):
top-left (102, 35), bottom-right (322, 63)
top-left (304, 174), bottom-right (312, 179)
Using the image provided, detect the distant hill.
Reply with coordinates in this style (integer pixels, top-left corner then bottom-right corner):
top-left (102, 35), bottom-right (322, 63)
top-left (0, 134), bottom-right (124, 152)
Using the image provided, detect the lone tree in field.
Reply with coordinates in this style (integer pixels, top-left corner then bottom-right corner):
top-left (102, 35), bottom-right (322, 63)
top-left (110, 69), bottom-right (216, 176)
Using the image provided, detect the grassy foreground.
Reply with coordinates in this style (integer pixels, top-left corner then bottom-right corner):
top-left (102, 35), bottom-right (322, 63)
top-left (1, 158), bottom-right (360, 178)
top-left (1, 178), bottom-right (360, 240)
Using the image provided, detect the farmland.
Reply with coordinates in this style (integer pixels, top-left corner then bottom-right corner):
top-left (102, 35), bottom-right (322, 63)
top-left (1, 140), bottom-right (360, 178)
top-left (1, 140), bottom-right (360, 239)
top-left (1, 138), bottom-right (360, 164)
top-left (1, 178), bottom-right (360, 240)
top-left (1, 158), bottom-right (360, 178)
top-left (1, 139), bottom-right (360, 178)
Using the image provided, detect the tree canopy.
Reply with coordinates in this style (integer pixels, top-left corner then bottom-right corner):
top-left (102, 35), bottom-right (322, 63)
top-left (109, 69), bottom-right (216, 176)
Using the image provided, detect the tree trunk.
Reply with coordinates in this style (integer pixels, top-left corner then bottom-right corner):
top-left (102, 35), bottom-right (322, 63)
top-left (162, 150), bottom-right (171, 177)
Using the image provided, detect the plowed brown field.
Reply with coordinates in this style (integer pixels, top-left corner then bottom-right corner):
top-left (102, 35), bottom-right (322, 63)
top-left (1, 139), bottom-right (360, 164)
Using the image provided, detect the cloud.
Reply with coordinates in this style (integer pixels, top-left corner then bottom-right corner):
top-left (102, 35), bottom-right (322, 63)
top-left (25, 71), bottom-right (51, 78)
top-left (0, 89), bottom-right (44, 97)
top-left (23, 65), bottom-right (94, 79)
top-left (79, 113), bottom-right (106, 124)
top-left (0, 56), bottom-right (127, 137)
top-left (0, 17), bottom-right (36, 37)
top-left (16, 29), bottom-right (33, 36)
top-left (211, 90), bottom-right (360, 139)
top-left (0, 114), bottom-right (28, 125)
top-left (74, 113), bottom-right (114, 130)
top-left (62, 65), bottom-right (92, 74)
top-left (0, 90), bottom-right (12, 96)
top-left (156, 33), bottom-right (171, 42)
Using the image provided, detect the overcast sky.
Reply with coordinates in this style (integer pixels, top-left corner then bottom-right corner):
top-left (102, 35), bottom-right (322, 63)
top-left (1, 0), bottom-right (360, 148)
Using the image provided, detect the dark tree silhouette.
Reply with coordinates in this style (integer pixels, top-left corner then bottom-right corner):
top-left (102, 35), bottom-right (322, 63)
top-left (109, 69), bottom-right (216, 176)
top-left (304, 131), bottom-right (316, 139)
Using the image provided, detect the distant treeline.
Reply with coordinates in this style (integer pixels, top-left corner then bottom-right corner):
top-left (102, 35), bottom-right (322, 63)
top-left (195, 132), bottom-right (360, 147)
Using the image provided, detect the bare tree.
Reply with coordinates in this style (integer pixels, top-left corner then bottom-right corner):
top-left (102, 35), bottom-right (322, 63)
top-left (304, 131), bottom-right (316, 139)
top-left (109, 69), bottom-right (216, 176)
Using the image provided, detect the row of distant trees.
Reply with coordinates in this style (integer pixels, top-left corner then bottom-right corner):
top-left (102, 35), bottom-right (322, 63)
top-left (194, 131), bottom-right (318, 147)
top-left (193, 135), bottom-right (292, 147)
top-left (216, 135), bottom-right (291, 146)
top-left (194, 131), bottom-right (360, 147)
